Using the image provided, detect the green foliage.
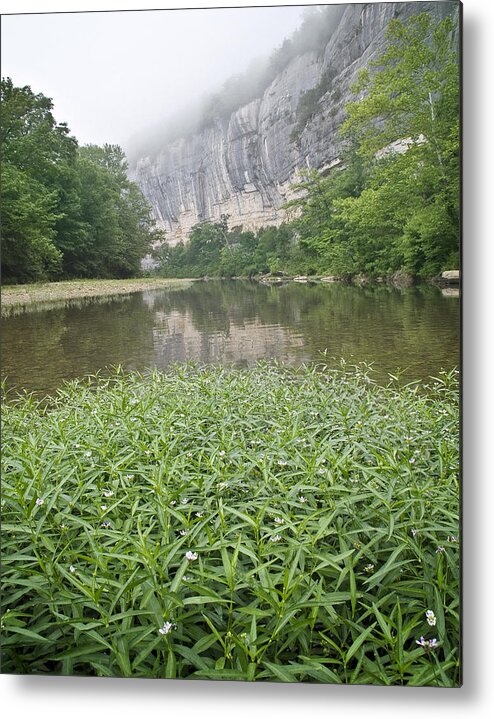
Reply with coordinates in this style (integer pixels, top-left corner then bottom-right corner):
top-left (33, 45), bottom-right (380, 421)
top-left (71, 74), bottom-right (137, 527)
top-left (158, 219), bottom-right (299, 279)
top-left (335, 12), bottom-right (460, 277)
top-left (1, 364), bottom-right (460, 683)
top-left (71, 145), bottom-right (163, 279)
top-left (1, 78), bottom-right (161, 283)
top-left (0, 164), bottom-right (63, 281)
top-left (290, 68), bottom-right (337, 143)
top-left (341, 14), bottom-right (459, 157)
top-left (1, 78), bottom-right (76, 282)
top-left (284, 11), bottom-right (460, 280)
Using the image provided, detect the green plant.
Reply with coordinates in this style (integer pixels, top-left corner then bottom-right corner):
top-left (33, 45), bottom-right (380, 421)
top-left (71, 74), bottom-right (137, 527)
top-left (1, 364), bottom-right (460, 683)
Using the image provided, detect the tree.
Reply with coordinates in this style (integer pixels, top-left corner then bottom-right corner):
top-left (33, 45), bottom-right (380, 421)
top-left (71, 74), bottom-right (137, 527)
top-left (282, 149), bottom-right (371, 275)
top-left (1, 77), bottom-right (78, 182)
top-left (1, 78), bottom-right (161, 282)
top-left (283, 12), bottom-right (460, 279)
top-left (1, 77), bottom-right (78, 282)
top-left (74, 144), bottom-right (162, 278)
top-left (74, 149), bottom-right (121, 277)
top-left (1, 164), bottom-right (62, 281)
top-left (338, 12), bottom-right (460, 276)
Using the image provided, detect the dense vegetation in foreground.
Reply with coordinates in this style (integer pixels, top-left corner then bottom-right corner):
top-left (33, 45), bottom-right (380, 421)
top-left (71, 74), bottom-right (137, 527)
top-left (1, 364), bottom-right (460, 684)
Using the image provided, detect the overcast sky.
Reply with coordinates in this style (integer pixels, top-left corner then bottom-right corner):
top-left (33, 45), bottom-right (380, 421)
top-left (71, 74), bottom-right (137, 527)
top-left (0, 1), bottom-right (315, 151)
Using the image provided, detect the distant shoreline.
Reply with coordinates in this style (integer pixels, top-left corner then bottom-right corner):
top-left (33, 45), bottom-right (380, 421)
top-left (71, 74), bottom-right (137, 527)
top-left (1, 277), bottom-right (194, 314)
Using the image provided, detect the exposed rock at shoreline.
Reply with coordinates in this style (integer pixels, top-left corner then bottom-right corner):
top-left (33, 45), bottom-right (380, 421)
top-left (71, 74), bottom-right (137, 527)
top-left (441, 270), bottom-right (460, 283)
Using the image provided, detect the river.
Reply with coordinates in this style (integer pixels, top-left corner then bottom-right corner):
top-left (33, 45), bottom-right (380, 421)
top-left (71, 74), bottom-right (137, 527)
top-left (2, 280), bottom-right (460, 396)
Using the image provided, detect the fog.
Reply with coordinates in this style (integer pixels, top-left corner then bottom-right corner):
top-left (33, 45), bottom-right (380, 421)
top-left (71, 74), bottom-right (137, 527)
top-left (1, 2), bottom-right (322, 155)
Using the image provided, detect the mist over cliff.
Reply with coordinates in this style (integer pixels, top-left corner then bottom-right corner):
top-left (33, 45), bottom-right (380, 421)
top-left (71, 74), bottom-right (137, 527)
top-left (130, 2), bottom-right (456, 246)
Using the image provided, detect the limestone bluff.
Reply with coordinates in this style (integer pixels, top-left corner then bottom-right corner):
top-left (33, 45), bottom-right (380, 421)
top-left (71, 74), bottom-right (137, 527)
top-left (130, 2), bottom-right (456, 247)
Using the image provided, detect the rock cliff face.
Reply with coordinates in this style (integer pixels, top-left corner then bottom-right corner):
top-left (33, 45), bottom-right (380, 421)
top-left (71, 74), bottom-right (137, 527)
top-left (131, 2), bottom-right (456, 246)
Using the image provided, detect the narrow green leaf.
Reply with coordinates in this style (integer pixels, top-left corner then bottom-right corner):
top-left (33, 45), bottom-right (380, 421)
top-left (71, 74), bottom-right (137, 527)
top-left (345, 622), bottom-right (376, 663)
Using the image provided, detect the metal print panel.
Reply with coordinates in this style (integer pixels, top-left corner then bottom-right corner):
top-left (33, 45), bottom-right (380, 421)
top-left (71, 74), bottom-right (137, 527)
top-left (1, 1), bottom-right (461, 686)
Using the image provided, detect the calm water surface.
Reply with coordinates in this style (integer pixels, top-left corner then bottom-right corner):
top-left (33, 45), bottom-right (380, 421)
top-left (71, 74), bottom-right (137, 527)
top-left (2, 280), bottom-right (460, 396)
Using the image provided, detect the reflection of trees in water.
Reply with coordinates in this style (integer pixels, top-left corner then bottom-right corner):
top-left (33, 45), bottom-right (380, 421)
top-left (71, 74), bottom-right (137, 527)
top-left (3, 310), bottom-right (70, 391)
top-left (152, 280), bottom-right (459, 380)
top-left (150, 280), bottom-right (256, 334)
top-left (3, 281), bottom-right (460, 395)
top-left (59, 295), bottom-right (156, 373)
top-left (3, 294), bottom-right (156, 395)
top-left (3, 292), bottom-right (135, 318)
top-left (279, 282), bottom-right (459, 379)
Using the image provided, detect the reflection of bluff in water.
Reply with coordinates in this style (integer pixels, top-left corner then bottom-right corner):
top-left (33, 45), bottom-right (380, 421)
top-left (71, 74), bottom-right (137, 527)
top-left (151, 309), bottom-right (310, 366)
top-left (143, 280), bottom-right (460, 381)
top-left (3, 280), bottom-right (459, 396)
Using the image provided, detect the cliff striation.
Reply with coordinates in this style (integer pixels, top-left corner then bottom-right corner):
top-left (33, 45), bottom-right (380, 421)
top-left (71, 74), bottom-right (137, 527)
top-left (131, 2), bottom-right (456, 246)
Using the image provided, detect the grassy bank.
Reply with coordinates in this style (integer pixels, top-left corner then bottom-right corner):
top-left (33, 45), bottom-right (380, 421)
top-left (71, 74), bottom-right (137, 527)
top-left (1, 364), bottom-right (460, 684)
top-left (1, 278), bottom-right (194, 315)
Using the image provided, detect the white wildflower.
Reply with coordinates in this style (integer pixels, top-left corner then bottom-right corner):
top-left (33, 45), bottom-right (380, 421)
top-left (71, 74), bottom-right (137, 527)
top-left (270, 535), bottom-right (282, 543)
top-left (159, 621), bottom-right (175, 636)
top-left (101, 505), bottom-right (107, 511)
top-left (195, 512), bottom-right (203, 518)
top-left (69, 565), bottom-right (76, 574)
top-left (425, 610), bottom-right (437, 627)
top-left (179, 530), bottom-right (188, 536)
top-left (274, 517), bottom-right (284, 524)
top-left (35, 497), bottom-right (44, 506)
top-left (103, 490), bottom-right (114, 498)
top-left (185, 551), bottom-right (198, 561)
top-left (416, 636), bottom-right (438, 651)
top-left (181, 498), bottom-right (189, 505)
top-left (299, 496), bottom-right (307, 503)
